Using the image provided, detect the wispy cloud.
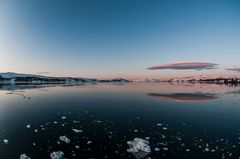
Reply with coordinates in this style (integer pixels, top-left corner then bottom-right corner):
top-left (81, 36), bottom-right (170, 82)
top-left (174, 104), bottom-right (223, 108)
top-left (148, 61), bottom-right (218, 70)
top-left (225, 68), bottom-right (240, 73)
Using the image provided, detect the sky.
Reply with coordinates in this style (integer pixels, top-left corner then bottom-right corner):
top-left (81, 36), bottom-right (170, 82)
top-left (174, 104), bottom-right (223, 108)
top-left (0, 0), bottom-right (240, 79)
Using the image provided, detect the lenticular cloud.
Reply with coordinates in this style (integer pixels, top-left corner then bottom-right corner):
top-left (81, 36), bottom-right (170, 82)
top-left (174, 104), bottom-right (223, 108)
top-left (148, 61), bottom-right (218, 70)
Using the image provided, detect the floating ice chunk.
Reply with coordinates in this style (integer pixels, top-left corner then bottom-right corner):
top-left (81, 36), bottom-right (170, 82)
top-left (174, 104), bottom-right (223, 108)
top-left (59, 136), bottom-right (70, 144)
top-left (154, 148), bottom-right (160, 151)
top-left (157, 123), bottom-right (162, 126)
top-left (205, 148), bottom-right (210, 152)
top-left (26, 124), bottom-right (31, 128)
top-left (50, 151), bottom-right (64, 159)
top-left (61, 116), bottom-right (66, 120)
top-left (87, 141), bottom-right (92, 144)
top-left (127, 138), bottom-right (151, 153)
top-left (20, 154), bottom-right (31, 159)
top-left (3, 139), bottom-right (9, 144)
top-left (163, 147), bottom-right (168, 151)
top-left (72, 129), bottom-right (83, 133)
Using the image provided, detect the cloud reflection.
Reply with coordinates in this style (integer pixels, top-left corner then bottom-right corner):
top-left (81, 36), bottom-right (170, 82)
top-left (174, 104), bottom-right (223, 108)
top-left (147, 92), bottom-right (218, 102)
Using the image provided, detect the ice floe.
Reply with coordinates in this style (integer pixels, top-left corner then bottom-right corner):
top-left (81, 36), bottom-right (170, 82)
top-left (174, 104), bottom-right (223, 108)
top-left (50, 151), bottom-right (64, 159)
top-left (163, 147), bottom-right (168, 151)
top-left (59, 136), bottom-right (70, 144)
top-left (127, 138), bottom-right (151, 153)
top-left (20, 154), bottom-right (31, 159)
top-left (61, 116), bottom-right (66, 120)
top-left (154, 148), bottom-right (160, 151)
top-left (3, 139), bottom-right (9, 144)
top-left (72, 129), bottom-right (83, 133)
top-left (87, 141), bottom-right (92, 144)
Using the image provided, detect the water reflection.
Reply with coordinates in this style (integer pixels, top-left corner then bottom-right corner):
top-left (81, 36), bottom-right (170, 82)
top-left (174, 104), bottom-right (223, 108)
top-left (226, 89), bottom-right (240, 95)
top-left (0, 84), bottom-right (48, 91)
top-left (147, 92), bottom-right (219, 102)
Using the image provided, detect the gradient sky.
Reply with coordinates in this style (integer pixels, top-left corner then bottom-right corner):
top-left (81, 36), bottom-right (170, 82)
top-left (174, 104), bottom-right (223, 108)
top-left (0, 0), bottom-right (240, 79)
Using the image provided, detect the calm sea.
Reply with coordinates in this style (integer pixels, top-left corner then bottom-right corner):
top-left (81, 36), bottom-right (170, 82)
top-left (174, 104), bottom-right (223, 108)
top-left (0, 83), bottom-right (240, 159)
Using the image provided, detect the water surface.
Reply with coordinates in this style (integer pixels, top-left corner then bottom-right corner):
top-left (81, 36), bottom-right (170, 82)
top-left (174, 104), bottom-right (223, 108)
top-left (0, 83), bottom-right (240, 159)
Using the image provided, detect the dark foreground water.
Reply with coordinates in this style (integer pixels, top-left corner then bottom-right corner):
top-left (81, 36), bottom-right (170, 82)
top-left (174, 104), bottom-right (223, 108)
top-left (1, 83), bottom-right (240, 159)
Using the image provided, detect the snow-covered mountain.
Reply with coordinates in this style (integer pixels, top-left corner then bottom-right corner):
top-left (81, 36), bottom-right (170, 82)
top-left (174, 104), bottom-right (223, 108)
top-left (0, 72), bottom-right (131, 85)
top-left (0, 72), bottom-right (46, 79)
top-left (167, 75), bottom-right (240, 84)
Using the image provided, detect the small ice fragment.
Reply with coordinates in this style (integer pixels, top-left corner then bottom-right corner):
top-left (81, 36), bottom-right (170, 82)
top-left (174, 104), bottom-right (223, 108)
top-left (75, 145), bottom-right (80, 149)
top-left (20, 154), bottom-right (31, 159)
top-left (72, 129), bottom-right (83, 133)
top-left (154, 148), bottom-right (160, 151)
top-left (87, 141), bottom-right (92, 144)
top-left (53, 121), bottom-right (58, 124)
top-left (163, 127), bottom-right (167, 130)
top-left (50, 151), bottom-right (64, 159)
top-left (186, 149), bottom-right (190, 152)
top-left (157, 123), bottom-right (162, 126)
top-left (205, 148), bottom-right (210, 152)
top-left (59, 136), bottom-right (70, 144)
top-left (61, 116), bottom-right (66, 120)
top-left (26, 124), bottom-right (31, 128)
top-left (95, 120), bottom-right (102, 123)
top-left (134, 130), bottom-right (138, 132)
top-left (145, 137), bottom-right (150, 140)
top-left (34, 129), bottom-right (38, 133)
top-left (127, 138), bottom-right (151, 153)
top-left (3, 139), bottom-right (9, 144)
top-left (163, 147), bottom-right (168, 151)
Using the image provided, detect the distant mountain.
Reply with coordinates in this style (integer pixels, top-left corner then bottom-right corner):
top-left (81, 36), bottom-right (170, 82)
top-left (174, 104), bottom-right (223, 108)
top-left (167, 76), bottom-right (240, 84)
top-left (0, 72), bottom-right (131, 85)
top-left (0, 72), bottom-right (46, 79)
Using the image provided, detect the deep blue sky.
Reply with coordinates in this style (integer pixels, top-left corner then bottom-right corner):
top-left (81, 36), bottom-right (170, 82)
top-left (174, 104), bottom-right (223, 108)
top-left (0, 0), bottom-right (240, 79)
